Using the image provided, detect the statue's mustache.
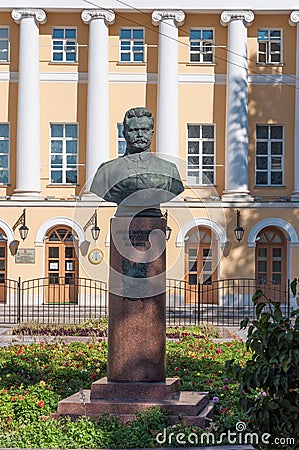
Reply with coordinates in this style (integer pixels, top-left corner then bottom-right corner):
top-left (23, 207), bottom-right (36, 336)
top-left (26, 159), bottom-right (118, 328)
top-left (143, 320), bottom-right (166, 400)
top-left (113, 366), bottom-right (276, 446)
top-left (132, 138), bottom-right (148, 143)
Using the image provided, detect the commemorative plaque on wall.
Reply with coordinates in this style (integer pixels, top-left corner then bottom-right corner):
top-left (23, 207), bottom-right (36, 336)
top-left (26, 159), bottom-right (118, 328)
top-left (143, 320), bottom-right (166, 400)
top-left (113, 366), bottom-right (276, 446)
top-left (15, 249), bottom-right (35, 264)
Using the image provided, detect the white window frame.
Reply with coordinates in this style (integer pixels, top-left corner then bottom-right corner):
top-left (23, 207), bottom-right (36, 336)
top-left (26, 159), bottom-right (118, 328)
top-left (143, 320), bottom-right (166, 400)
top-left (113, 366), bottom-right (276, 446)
top-left (186, 124), bottom-right (216, 186)
top-left (50, 123), bottom-right (78, 184)
top-left (189, 28), bottom-right (214, 63)
top-left (52, 27), bottom-right (77, 63)
top-left (117, 124), bottom-right (126, 157)
top-left (119, 27), bottom-right (145, 63)
top-left (0, 123), bottom-right (9, 185)
top-left (257, 29), bottom-right (282, 64)
top-left (255, 124), bottom-right (284, 186)
top-left (0, 27), bottom-right (9, 63)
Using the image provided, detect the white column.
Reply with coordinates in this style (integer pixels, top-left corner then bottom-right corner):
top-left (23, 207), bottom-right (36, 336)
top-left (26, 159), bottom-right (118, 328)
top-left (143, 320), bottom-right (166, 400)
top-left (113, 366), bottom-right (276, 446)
top-left (289, 12), bottom-right (299, 201)
top-left (152, 10), bottom-right (185, 162)
top-left (81, 9), bottom-right (115, 199)
top-left (11, 9), bottom-right (46, 200)
top-left (221, 11), bottom-right (254, 202)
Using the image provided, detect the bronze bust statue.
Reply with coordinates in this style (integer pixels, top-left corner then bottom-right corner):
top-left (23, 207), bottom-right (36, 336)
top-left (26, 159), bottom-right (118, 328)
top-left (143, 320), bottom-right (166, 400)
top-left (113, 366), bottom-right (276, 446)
top-left (90, 107), bottom-right (184, 216)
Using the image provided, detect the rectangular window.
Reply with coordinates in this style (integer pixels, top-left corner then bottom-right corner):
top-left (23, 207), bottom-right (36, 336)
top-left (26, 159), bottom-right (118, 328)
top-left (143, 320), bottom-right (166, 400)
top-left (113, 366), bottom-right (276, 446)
top-left (0, 27), bottom-right (9, 62)
top-left (52, 28), bottom-right (77, 62)
top-left (190, 29), bottom-right (214, 63)
top-left (50, 124), bottom-right (78, 184)
top-left (120, 28), bottom-right (144, 62)
top-left (117, 124), bottom-right (126, 156)
top-left (256, 124), bottom-right (283, 186)
top-left (187, 124), bottom-right (215, 185)
top-left (257, 29), bottom-right (282, 64)
top-left (0, 124), bottom-right (9, 184)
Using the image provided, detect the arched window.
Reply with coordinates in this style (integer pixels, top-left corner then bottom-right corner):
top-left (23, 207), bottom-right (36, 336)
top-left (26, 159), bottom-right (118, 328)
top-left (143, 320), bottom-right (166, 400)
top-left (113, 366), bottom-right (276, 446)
top-left (0, 229), bottom-right (7, 302)
top-left (185, 227), bottom-right (217, 303)
top-left (256, 227), bottom-right (286, 286)
top-left (45, 226), bottom-right (78, 303)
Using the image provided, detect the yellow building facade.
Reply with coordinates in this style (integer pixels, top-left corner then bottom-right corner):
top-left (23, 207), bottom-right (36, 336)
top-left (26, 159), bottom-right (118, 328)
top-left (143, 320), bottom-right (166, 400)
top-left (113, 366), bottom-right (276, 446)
top-left (0, 1), bottom-right (299, 311)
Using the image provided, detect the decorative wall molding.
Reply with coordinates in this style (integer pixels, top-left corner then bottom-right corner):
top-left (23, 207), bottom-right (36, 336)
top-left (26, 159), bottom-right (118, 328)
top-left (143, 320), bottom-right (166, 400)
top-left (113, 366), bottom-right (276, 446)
top-left (289, 11), bottom-right (299, 25)
top-left (0, 220), bottom-right (15, 245)
top-left (35, 217), bottom-right (86, 246)
top-left (248, 218), bottom-right (299, 247)
top-left (81, 9), bottom-right (115, 25)
top-left (152, 10), bottom-right (185, 27)
top-left (11, 8), bottom-right (47, 24)
top-left (220, 10), bottom-right (254, 26)
top-left (0, 71), bottom-right (295, 85)
top-left (176, 217), bottom-right (228, 248)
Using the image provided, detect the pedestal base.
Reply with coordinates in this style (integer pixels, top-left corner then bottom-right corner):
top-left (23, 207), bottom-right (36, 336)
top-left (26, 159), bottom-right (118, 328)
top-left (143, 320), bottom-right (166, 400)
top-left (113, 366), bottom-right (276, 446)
top-left (53, 377), bottom-right (213, 428)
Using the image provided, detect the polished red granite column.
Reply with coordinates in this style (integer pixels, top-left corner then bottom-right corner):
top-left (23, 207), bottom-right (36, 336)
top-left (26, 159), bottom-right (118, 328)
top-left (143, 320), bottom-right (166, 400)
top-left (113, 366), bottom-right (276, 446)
top-left (108, 216), bottom-right (166, 382)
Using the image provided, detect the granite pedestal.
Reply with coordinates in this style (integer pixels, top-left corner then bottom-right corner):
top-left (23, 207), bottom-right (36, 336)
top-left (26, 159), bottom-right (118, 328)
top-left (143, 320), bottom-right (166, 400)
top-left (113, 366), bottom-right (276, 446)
top-left (54, 217), bottom-right (213, 427)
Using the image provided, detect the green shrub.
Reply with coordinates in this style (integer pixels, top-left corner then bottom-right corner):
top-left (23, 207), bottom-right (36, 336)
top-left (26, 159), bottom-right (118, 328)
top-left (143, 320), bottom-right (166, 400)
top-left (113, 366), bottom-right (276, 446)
top-left (226, 289), bottom-right (299, 450)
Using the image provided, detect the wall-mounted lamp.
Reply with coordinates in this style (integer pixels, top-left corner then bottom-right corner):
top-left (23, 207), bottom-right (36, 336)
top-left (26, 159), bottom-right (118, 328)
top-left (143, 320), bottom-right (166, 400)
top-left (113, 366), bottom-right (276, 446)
top-left (13, 209), bottom-right (29, 241)
top-left (83, 209), bottom-right (101, 241)
top-left (234, 210), bottom-right (245, 242)
top-left (163, 210), bottom-right (172, 241)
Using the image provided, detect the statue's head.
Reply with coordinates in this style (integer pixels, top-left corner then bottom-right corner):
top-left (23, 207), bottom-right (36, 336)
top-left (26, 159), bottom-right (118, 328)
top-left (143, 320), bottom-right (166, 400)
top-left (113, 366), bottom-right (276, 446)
top-left (123, 107), bottom-right (154, 154)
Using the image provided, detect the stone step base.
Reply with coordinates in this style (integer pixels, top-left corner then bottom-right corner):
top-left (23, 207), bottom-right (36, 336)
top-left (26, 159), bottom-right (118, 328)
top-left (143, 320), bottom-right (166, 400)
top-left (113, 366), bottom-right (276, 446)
top-left (53, 381), bottom-right (213, 428)
top-left (90, 376), bottom-right (180, 400)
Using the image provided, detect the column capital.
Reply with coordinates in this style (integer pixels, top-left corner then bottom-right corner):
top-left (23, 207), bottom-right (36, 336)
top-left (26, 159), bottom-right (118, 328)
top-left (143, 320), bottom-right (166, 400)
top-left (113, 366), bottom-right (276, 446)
top-left (289, 11), bottom-right (299, 26)
top-left (12, 8), bottom-right (47, 25)
top-left (81, 9), bottom-right (115, 25)
top-left (220, 10), bottom-right (254, 27)
top-left (152, 10), bottom-right (185, 27)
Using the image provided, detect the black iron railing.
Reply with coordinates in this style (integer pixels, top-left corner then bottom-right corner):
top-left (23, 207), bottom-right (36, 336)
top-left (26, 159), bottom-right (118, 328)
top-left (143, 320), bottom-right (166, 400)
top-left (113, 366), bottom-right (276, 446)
top-left (0, 277), bottom-right (291, 326)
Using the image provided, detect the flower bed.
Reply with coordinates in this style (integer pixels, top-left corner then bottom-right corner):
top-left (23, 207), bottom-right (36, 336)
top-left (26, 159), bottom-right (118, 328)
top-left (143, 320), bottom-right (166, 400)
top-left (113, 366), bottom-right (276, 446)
top-left (11, 320), bottom-right (218, 339)
top-left (0, 337), bottom-right (249, 448)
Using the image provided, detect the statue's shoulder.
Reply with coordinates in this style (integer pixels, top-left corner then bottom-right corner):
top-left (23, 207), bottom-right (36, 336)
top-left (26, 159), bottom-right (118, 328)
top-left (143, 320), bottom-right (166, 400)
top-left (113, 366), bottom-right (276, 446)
top-left (96, 157), bottom-right (124, 173)
top-left (150, 154), bottom-right (178, 171)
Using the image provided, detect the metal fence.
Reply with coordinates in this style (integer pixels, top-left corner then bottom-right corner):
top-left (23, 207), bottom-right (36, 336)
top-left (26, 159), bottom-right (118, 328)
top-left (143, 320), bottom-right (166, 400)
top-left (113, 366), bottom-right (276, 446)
top-left (0, 277), bottom-right (291, 326)
top-left (0, 277), bottom-right (108, 325)
top-left (166, 278), bottom-right (290, 326)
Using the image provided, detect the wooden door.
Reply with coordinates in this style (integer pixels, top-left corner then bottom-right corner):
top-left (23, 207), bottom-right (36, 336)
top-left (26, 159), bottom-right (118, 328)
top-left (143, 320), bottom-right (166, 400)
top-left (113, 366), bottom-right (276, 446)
top-left (256, 227), bottom-right (287, 302)
top-left (45, 227), bottom-right (78, 303)
top-left (0, 237), bottom-right (6, 303)
top-left (185, 228), bottom-right (217, 304)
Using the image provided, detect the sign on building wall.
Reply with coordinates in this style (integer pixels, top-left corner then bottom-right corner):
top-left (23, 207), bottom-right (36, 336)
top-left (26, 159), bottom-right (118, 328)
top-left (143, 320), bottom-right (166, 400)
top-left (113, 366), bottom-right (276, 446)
top-left (15, 249), bottom-right (35, 264)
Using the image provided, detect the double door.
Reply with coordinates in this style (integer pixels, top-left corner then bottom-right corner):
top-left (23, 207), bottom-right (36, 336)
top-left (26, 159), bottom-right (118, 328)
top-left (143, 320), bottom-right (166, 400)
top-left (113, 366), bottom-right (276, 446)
top-left (0, 243), bottom-right (6, 302)
top-left (45, 228), bottom-right (78, 303)
top-left (185, 228), bottom-right (217, 303)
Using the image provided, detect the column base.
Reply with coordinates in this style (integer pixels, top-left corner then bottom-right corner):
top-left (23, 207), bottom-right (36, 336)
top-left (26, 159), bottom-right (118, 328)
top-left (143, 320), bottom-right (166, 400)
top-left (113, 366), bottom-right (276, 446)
top-left (290, 192), bottom-right (299, 201)
top-left (80, 191), bottom-right (102, 201)
top-left (221, 190), bottom-right (254, 202)
top-left (11, 191), bottom-right (44, 200)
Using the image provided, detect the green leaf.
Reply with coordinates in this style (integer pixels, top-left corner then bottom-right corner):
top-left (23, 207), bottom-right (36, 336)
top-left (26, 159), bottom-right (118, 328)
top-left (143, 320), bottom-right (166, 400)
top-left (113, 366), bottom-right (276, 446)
top-left (273, 306), bottom-right (282, 321)
top-left (252, 289), bottom-right (264, 304)
top-left (290, 278), bottom-right (298, 297)
top-left (256, 303), bottom-right (266, 319)
top-left (240, 317), bottom-right (249, 329)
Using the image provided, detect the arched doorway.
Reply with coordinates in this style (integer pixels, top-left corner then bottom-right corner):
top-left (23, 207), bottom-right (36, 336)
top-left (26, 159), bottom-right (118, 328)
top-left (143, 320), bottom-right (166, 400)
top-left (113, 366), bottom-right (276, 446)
top-left (256, 227), bottom-right (287, 301)
top-left (0, 229), bottom-right (7, 302)
top-left (45, 226), bottom-right (78, 303)
top-left (185, 227), bottom-right (218, 303)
